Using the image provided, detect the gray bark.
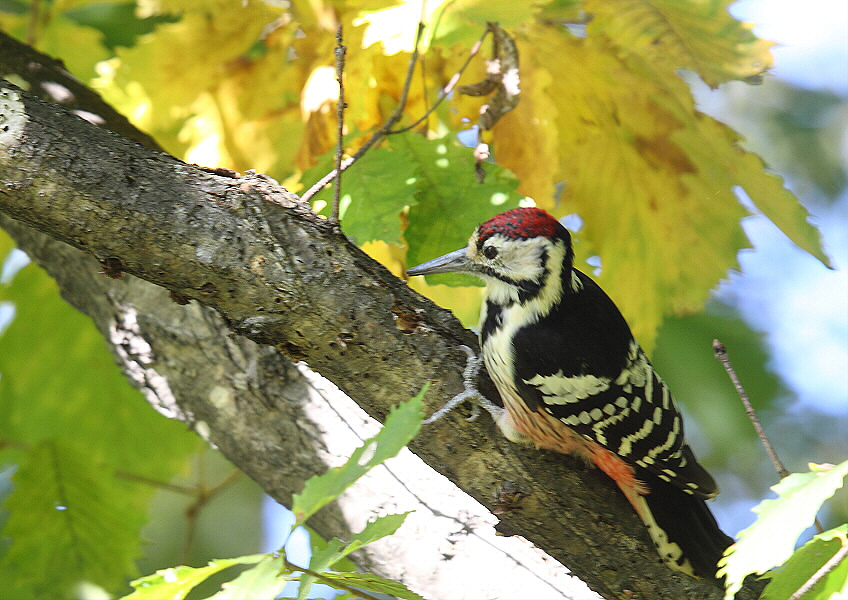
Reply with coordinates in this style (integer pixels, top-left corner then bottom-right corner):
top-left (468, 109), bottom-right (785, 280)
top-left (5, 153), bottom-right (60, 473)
top-left (0, 34), bottom-right (763, 600)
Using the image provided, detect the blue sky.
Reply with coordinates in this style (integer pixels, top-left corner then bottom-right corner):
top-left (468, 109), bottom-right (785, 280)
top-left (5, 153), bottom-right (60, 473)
top-left (732, 0), bottom-right (848, 97)
top-left (687, 0), bottom-right (848, 543)
top-left (705, 0), bottom-right (848, 416)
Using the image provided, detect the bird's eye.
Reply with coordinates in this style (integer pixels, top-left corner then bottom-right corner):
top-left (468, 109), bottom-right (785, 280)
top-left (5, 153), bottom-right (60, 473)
top-left (483, 246), bottom-right (498, 260)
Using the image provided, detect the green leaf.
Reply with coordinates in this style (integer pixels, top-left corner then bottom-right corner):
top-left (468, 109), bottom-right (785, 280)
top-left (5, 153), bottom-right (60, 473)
top-left (206, 554), bottom-right (288, 600)
top-left (0, 253), bottom-right (199, 478)
top-left (400, 132), bottom-right (524, 287)
top-left (123, 554), bottom-right (267, 600)
top-left (306, 143), bottom-right (420, 245)
top-left (426, 0), bottom-right (540, 48)
top-left (30, 14), bottom-right (111, 81)
top-left (307, 537), bottom-right (346, 574)
top-left (0, 441), bottom-right (148, 597)
top-left (0, 230), bottom-right (15, 260)
top-left (670, 101), bottom-right (830, 265)
top-left (727, 149), bottom-right (832, 268)
top-left (295, 538), bottom-right (345, 600)
top-left (315, 570), bottom-right (425, 600)
top-left (762, 526), bottom-right (848, 600)
top-left (298, 512), bottom-right (413, 599)
top-left (291, 386), bottom-right (427, 525)
top-left (719, 460), bottom-right (848, 599)
top-left (64, 2), bottom-right (179, 52)
top-left (333, 511), bottom-right (411, 560)
top-left (0, 237), bottom-right (200, 596)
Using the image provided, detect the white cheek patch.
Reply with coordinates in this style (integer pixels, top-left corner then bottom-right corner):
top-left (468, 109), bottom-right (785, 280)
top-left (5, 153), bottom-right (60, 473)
top-left (474, 235), bottom-right (568, 307)
top-left (495, 236), bottom-right (548, 282)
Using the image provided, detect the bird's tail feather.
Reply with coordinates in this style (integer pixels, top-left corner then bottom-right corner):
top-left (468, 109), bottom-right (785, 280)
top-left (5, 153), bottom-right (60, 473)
top-left (633, 472), bottom-right (733, 580)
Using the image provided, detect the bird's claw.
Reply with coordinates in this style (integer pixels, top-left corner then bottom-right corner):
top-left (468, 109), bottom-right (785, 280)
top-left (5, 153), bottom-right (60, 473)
top-left (423, 345), bottom-right (504, 425)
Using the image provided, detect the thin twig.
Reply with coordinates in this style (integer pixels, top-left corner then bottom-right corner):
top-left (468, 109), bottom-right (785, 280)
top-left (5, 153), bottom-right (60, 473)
top-left (181, 466), bottom-right (243, 564)
top-left (181, 454), bottom-right (204, 563)
top-left (713, 339), bottom-right (791, 479)
top-left (331, 24), bottom-right (347, 225)
top-left (301, 22), bottom-right (425, 205)
top-left (787, 537), bottom-right (848, 600)
top-left (336, 22), bottom-right (425, 161)
top-left (283, 557), bottom-right (383, 600)
top-left (114, 470), bottom-right (199, 495)
top-left (27, 0), bottom-right (40, 46)
top-left (301, 21), bottom-right (493, 205)
top-left (389, 26), bottom-right (491, 135)
top-left (306, 19), bottom-right (425, 204)
top-left (714, 339), bottom-right (828, 534)
top-left (301, 157), bottom-right (353, 204)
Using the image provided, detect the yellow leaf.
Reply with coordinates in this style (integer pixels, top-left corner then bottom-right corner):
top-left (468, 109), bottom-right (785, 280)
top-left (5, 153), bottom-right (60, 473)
top-left (76, 0), bottom-right (827, 353)
top-left (584, 0), bottom-right (774, 87)
top-left (485, 22), bottom-right (818, 350)
top-left (484, 60), bottom-right (561, 206)
top-left (675, 115), bottom-right (831, 267)
top-left (93, 1), bottom-right (291, 161)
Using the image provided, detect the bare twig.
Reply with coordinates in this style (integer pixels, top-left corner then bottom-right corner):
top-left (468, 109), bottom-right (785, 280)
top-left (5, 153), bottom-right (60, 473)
top-left (389, 26), bottom-right (491, 136)
top-left (713, 339), bottom-right (791, 479)
top-left (27, 0), bottom-right (40, 46)
top-left (331, 24), bottom-right (347, 225)
top-left (177, 462), bottom-right (242, 564)
top-left (787, 536), bottom-right (848, 600)
top-left (301, 22), bottom-right (425, 205)
top-left (301, 19), bottom-right (488, 206)
top-left (301, 157), bottom-right (353, 204)
top-left (714, 340), bottom-right (827, 535)
top-left (114, 470), bottom-right (199, 495)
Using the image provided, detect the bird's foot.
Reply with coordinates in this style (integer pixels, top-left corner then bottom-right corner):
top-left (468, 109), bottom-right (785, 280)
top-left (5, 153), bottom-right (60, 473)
top-left (423, 345), bottom-right (505, 424)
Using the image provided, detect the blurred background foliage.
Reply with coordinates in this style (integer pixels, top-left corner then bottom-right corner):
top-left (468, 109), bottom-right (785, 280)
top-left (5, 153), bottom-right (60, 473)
top-left (0, 0), bottom-right (845, 598)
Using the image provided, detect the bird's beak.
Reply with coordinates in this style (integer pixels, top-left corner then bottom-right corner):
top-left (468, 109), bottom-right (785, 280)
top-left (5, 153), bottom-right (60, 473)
top-left (407, 247), bottom-right (471, 277)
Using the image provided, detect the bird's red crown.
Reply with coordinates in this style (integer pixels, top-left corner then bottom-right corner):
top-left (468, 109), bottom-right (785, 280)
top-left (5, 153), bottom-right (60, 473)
top-left (477, 207), bottom-right (562, 242)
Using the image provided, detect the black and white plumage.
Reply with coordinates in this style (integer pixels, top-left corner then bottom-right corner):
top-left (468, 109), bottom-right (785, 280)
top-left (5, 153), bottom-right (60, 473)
top-left (408, 207), bottom-right (732, 578)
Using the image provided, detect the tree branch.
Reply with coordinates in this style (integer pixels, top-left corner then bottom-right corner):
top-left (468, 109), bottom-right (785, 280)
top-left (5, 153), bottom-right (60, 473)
top-left (1, 33), bottom-right (601, 598)
top-left (0, 50), bottom-right (763, 600)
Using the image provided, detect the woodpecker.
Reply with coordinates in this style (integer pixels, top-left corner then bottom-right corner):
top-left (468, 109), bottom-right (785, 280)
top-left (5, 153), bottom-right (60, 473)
top-left (407, 207), bottom-right (732, 579)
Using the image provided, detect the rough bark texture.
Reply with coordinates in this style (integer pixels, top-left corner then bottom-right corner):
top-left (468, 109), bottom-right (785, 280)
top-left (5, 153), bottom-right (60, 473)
top-left (2, 216), bottom-right (600, 600)
top-left (0, 35), bottom-right (764, 600)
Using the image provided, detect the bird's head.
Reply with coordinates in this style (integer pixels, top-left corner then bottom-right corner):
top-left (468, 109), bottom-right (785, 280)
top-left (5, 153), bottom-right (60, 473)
top-left (407, 207), bottom-right (575, 305)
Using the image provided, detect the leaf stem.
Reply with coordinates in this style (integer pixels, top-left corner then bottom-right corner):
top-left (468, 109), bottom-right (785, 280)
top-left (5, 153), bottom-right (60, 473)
top-left (283, 557), bottom-right (384, 600)
top-left (181, 467), bottom-right (242, 563)
top-left (388, 25), bottom-right (491, 136)
top-left (113, 470), bottom-right (198, 495)
top-left (787, 536), bottom-right (848, 600)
